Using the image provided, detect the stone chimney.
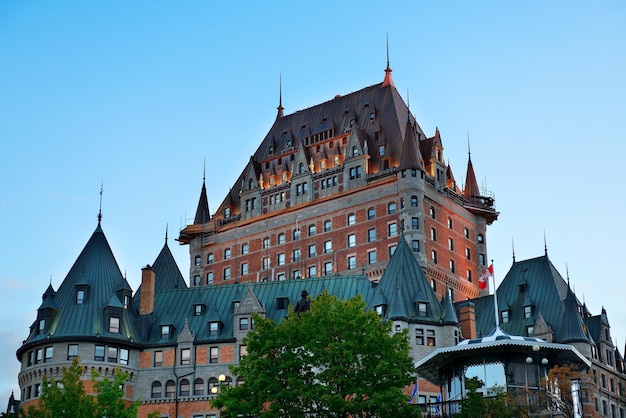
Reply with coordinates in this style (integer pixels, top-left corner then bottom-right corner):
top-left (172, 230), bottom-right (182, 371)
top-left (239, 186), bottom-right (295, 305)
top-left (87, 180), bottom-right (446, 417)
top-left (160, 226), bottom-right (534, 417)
top-left (140, 265), bottom-right (156, 315)
top-left (457, 301), bottom-right (476, 340)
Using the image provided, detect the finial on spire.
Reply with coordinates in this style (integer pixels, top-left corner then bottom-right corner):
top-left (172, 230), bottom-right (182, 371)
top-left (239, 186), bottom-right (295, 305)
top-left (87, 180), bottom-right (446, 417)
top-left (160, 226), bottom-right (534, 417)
top-left (382, 33), bottom-right (395, 87)
top-left (512, 238), bottom-right (516, 262)
top-left (544, 230), bottom-right (548, 255)
top-left (467, 131), bottom-right (471, 156)
top-left (98, 181), bottom-right (103, 224)
top-left (277, 72), bottom-right (284, 118)
top-left (203, 157), bottom-right (206, 182)
top-left (165, 223), bottom-right (169, 243)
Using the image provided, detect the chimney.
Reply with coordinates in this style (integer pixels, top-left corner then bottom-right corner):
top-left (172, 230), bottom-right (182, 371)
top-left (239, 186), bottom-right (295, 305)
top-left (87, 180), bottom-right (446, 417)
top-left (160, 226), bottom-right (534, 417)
top-left (457, 301), bottom-right (476, 340)
top-left (140, 265), bottom-right (156, 315)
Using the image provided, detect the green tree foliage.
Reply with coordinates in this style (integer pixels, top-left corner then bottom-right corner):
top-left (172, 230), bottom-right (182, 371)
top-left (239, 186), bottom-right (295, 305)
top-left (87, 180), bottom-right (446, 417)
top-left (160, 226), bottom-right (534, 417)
top-left (20, 357), bottom-right (143, 418)
top-left (455, 377), bottom-right (527, 418)
top-left (212, 291), bottom-right (419, 418)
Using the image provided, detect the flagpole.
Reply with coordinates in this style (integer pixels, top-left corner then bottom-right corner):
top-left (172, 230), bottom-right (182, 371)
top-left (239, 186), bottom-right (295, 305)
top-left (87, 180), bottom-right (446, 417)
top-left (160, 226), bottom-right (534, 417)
top-left (491, 259), bottom-right (499, 329)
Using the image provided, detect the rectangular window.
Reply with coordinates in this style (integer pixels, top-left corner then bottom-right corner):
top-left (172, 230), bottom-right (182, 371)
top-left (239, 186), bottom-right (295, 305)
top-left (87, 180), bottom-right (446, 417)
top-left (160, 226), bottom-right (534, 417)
top-left (210, 347), bottom-right (219, 363)
top-left (278, 233), bottom-right (285, 244)
top-left (240, 317), bottom-right (249, 330)
top-left (412, 240), bottom-right (420, 253)
top-left (181, 348), bottom-right (191, 365)
top-left (308, 244), bottom-right (316, 257)
top-left (207, 253), bottom-right (214, 264)
top-left (67, 344), bottom-right (78, 361)
top-left (240, 345), bottom-right (248, 359)
top-left (347, 234), bottom-right (356, 247)
top-left (95, 345), bottom-right (105, 362)
top-left (107, 346), bottom-right (118, 363)
top-left (308, 224), bottom-right (316, 236)
top-left (76, 290), bottom-right (85, 305)
top-left (263, 237), bottom-right (270, 249)
top-left (209, 322), bottom-right (219, 336)
top-left (388, 223), bottom-right (397, 237)
top-left (478, 253), bottom-right (485, 265)
top-left (449, 259), bottom-right (455, 273)
top-left (292, 269), bottom-right (300, 280)
top-left (464, 228), bottom-right (470, 239)
top-left (347, 213), bottom-right (356, 225)
top-left (348, 255), bottom-right (357, 270)
top-left (241, 243), bottom-right (249, 254)
top-left (465, 248), bottom-right (471, 260)
top-left (412, 217), bottom-right (419, 230)
top-left (223, 267), bottom-right (231, 280)
top-left (44, 346), bottom-right (53, 363)
top-left (427, 329), bottom-right (436, 346)
top-left (466, 269), bottom-right (472, 282)
top-left (324, 240), bottom-right (332, 254)
top-left (430, 228), bottom-right (437, 241)
top-left (388, 202), bottom-right (396, 214)
top-left (324, 261), bottom-right (333, 275)
top-left (207, 272), bottom-right (214, 284)
top-left (161, 325), bottom-right (170, 339)
top-left (324, 220), bottom-right (332, 232)
top-left (367, 228), bottom-right (376, 242)
top-left (224, 248), bottom-right (231, 259)
top-left (154, 350), bottom-right (163, 367)
top-left (120, 348), bottom-right (129, 365)
top-left (368, 250), bottom-right (377, 265)
top-left (193, 275), bottom-right (201, 286)
top-left (431, 250), bottom-right (438, 264)
top-left (307, 265), bottom-right (317, 278)
top-left (448, 238), bottom-right (454, 251)
top-left (415, 329), bottom-right (424, 345)
top-left (367, 208), bottom-right (375, 220)
top-left (278, 253), bottom-right (286, 265)
top-left (241, 263), bottom-right (249, 275)
top-left (389, 245), bottom-right (397, 257)
top-left (417, 303), bottom-right (428, 317)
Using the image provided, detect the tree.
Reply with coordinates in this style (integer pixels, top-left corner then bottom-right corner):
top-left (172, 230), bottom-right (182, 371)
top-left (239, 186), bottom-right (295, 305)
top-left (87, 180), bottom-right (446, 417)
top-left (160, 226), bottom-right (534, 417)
top-left (539, 363), bottom-right (593, 417)
top-left (455, 377), bottom-right (527, 418)
top-left (212, 291), bottom-right (420, 418)
top-left (21, 357), bottom-right (142, 418)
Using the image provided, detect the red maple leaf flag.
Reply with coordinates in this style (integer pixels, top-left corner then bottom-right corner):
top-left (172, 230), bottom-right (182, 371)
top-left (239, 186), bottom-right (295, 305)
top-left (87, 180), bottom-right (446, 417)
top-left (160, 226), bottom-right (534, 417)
top-left (478, 263), bottom-right (494, 290)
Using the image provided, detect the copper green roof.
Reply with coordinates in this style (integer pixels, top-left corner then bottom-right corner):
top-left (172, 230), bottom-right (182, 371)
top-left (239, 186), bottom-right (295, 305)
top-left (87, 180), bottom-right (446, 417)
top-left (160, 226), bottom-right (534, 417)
top-left (367, 234), bottom-right (447, 324)
top-left (21, 223), bottom-right (139, 351)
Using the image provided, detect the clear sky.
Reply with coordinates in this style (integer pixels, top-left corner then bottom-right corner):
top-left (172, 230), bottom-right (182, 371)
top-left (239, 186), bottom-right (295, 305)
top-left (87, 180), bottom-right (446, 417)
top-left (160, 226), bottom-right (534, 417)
top-left (1, 0), bottom-right (625, 405)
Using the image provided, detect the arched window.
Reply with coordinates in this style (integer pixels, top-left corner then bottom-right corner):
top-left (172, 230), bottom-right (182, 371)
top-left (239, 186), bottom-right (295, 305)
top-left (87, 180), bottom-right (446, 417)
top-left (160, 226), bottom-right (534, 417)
top-left (193, 378), bottom-right (204, 396)
top-left (165, 380), bottom-right (175, 398)
top-left (179, 378), bottom-right (190, 397)
top-left (151, 381), bottom-right (162, 399)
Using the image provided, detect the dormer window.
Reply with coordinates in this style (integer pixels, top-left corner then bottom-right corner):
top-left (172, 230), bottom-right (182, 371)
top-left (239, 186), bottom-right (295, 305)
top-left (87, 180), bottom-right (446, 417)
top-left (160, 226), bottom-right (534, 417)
top-left (161, 325), bottom-right (171, 339)
top-left (194, 304), bottom-right (205, 316)
top-left (352, 146), bottom-right (358, 156)
top-left (123, 294), bottom-right (130, 310)
top-left (38, 319), bottom-right (46, 334)
top-left (224, 207), bottom-right (231, 217)
top-left (416, 302), bottom-right (428, 317)
top-left (109, 316), bottom-right (120, 333)
top-left (501, 310), bottom-right (510, 323)
top-left (375, 305), bottom-right (386, 317)
top-left (277, 296), bottom-right (289, 310)
top-left (208, 321), bottom-right (220, 336)
top-left (524, 305), bottom-right (533, 319)
top-left (76, 290), bottom-right (86, 305)
top-left (519, 283), bottom-right (528, 294)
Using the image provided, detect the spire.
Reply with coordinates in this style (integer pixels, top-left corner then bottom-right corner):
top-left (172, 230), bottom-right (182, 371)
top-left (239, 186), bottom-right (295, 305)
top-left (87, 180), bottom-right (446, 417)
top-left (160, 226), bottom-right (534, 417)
top-left (193, 164), bottom-right (211, 225)
top-left (97, 181), bottom-right (103, 224)
top-left (165, 224), bottom-right (168, 243)
top-left (512, 238), bottom-right (516, 262)
top-left (544, 230), bottom-right (548, 256)
top-left (398, 109), bottom-right (424, 171)
top-left (276, 73), bottom-right (284, 119)
top-left (381, 33), bottom-right (395, 88)
top-left (463, 146), bottom-right (480, 202)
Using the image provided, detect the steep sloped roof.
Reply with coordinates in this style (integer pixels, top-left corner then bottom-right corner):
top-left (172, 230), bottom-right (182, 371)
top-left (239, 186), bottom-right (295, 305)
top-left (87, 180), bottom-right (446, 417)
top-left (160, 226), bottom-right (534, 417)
top-left (193, 179), bottom-right (210, 225)
top-left (368, 234), bottom-right (443, 323)
top-left (475, 255), bottom-right (577, 342)
top-left (134, 239), bottom-right (187, 305)
top-left (25, 222), bottom-right (139, 345)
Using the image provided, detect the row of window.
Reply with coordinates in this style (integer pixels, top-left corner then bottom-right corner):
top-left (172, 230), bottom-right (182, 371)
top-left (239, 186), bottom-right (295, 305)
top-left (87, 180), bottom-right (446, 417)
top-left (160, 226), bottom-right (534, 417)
top-left (26, 344), bottom-right (129, 367)
top-left (150, 376), bottom-right (235, 399)
top-left (196, 205), bottom-right (401, 266)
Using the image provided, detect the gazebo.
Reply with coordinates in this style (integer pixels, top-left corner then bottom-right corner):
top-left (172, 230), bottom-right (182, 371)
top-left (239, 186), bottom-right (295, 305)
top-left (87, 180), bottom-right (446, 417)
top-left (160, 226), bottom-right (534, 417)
top-left (415, 326), bottom-right (590, 416)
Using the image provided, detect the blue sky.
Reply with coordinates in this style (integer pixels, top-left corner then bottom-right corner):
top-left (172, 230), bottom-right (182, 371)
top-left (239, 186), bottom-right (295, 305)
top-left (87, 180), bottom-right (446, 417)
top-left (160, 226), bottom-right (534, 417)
top-left (1, 0), bottom-right (625, 404)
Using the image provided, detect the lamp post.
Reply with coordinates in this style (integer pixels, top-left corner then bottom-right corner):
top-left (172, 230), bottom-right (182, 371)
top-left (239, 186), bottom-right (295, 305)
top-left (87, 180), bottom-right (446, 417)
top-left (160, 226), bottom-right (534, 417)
top-left (524, 345), bottom-right (548, 408)
top-left (211, 374), bottom-right (227, 416)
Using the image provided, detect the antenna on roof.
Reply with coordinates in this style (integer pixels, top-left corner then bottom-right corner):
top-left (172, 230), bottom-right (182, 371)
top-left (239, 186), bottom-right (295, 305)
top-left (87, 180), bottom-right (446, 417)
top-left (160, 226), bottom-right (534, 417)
top-left (98, 181), bottom-right (104, 224)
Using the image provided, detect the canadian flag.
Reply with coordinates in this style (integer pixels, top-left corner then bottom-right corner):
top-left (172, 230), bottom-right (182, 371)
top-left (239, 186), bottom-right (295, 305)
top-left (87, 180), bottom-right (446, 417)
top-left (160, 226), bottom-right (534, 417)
top-left (478, 263), bottom-right (493, 290)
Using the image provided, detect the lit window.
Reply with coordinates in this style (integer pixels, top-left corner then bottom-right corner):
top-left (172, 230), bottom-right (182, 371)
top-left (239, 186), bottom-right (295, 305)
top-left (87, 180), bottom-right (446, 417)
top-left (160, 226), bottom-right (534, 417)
top-left (427, 329), bottom-right (436, 346)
